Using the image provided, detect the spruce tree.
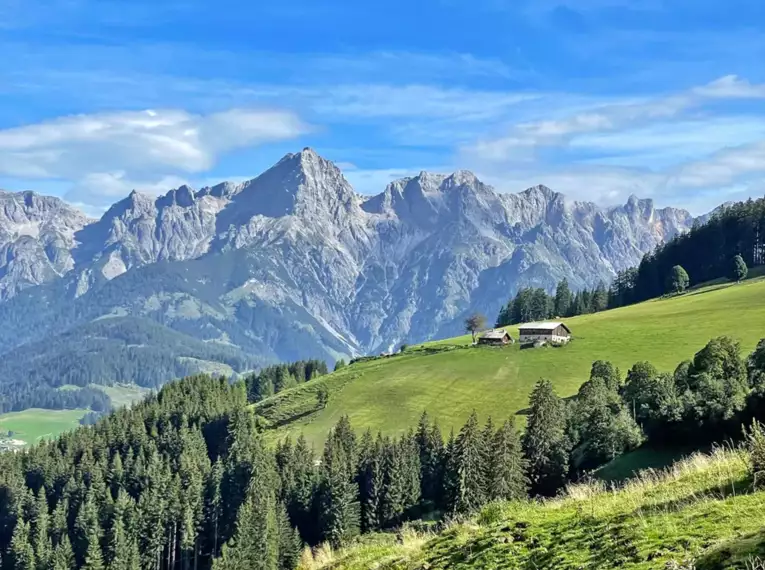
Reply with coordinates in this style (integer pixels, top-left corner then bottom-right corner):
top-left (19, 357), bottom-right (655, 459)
top-left (415, 412), bottom-right (443, 505)
top-left (448, 412), bottom-right (487, 514)
top-left (10, 519), bottom-right (36, 570)
top-left (31, 490), bottom-right (51, 570)
top-left (277, 504), bottom-right (301, 570)
top-left (50, 536), bottom-right (75, 570)
top-left (82, 522), bottom-right (104, 570)
top-left (522, 380), bottom-right (571, 497)
top-left (287, 435), bottom-right (316, 543)
top-left (554, 279), bottom-right (572, 317)
top-left (486, 419), bottom-right (528, 501)
top-left (380, 438), bottom-right (406, 527)
top-left (441, 429), bottom-right (458, 512)
top-left (318, 420), bottom-right (360, 547)
top-left (214, 462), bottom-right (280, 570)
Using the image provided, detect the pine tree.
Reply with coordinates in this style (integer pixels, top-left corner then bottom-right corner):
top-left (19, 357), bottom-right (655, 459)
top-left (318, 420), bottom-right (360, 547)
top-left (358, 434), bottom-right (384, 533)
top-left (82, 521), bottom-right (104, 570)
top-left (50, 499), bottom-right (69, 548)
top-left (400, 431), bottom-right (421, 513)
top-left (31, 490), bottom-right (51, 570)
top-left (74, 494), bottom-right (101, 568)
top-left (522, 380), bottom-right (571, 497)
top-left (380, 438), bottom-right (405, 527)
top-left (554, 279), bottom-right (572, 317)
top-left (287, 435), bottom-right (316, 543)
top-left (205, 459), bottom-right (224, 560)
top-left (10, 519), bottom-right (36, 570)
top-left (106, 492), bottom-right (140, 570)
top-left (448, 412), bottom-right (487, 514)
top-left (50, 535), bottom-right (75, 570)
top-left (277, 504), bottom-right (301, 570)
top-left (415, 412), bottom-right (443, 505)
top-left (214, 452), bottom-right (280, 570)
top-left (486, 419), bottom-right (528, 501)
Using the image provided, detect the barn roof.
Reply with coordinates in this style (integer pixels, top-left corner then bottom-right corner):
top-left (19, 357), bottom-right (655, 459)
top-left (480, 329), bottom-right (511, 339)
top-left (519, 321), bottom-right (571, 333)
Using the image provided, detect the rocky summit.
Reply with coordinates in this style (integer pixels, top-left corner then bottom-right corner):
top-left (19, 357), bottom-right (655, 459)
top-left (0, 149), bottom-right (695, 380)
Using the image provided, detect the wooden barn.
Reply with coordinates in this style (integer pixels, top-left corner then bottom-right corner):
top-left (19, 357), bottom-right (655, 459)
top-left (518, 322), bottom-right (571, 345)
top-left (478, 329), bottom-right (515, 346)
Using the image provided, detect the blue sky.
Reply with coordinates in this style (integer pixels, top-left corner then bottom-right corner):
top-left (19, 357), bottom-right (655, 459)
top-left (0, 0), bottom-right (763, 215)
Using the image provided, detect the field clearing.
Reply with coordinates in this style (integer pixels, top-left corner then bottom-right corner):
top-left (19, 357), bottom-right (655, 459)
top-left (94, 383), bottom-right (153, 408)
top-left (0, 408), bottom-right (87, 445)
top-left (259, 277), bottom-right (765, 449)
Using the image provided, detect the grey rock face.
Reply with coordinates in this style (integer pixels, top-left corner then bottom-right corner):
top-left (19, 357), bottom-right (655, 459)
top-left (0, 149), bottom-right (696, 368)
top-left (0, 190), bottom-right (92, 300)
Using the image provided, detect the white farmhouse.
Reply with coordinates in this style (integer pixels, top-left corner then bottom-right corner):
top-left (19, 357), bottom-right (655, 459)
top-left (518, 322), bottom-right (571, 345)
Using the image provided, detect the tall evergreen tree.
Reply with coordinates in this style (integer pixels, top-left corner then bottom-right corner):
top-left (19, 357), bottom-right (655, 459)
top-left (213, 478), bottom-right (279, 570)
top-left (486, 419), bottom-right (528, 501)
top-left (50, 536), bottom-right (75, 570)
top-left (10, 519), bottom-right (36, 570)
top-left (554, 279), bottom-right (572, 317)
top-left (30, 490), bottom-right (51, 570)
top-left (317, 419), bottom-right (359, 547)
top-left (522, 380), bottom-right (571, 497)
top-left (447, 412), bottom-right (487, 514)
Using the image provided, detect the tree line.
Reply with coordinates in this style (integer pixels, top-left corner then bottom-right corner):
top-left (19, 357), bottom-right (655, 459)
top-left (244, 360), bottom-right (328, 403)
top-left (495, 279), bottom-right (609, 327)
top-left (609, 196), bottom-right (765, 308)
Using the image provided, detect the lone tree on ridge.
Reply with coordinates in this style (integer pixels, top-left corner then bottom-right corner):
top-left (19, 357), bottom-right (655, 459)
top-left (465, 313), bottom-right (487, 344)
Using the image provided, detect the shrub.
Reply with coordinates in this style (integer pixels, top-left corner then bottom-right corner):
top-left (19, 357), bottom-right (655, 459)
top-left (743, 421), bottom-right (765, 485)
top-left (477, 502), bottom-right (505, 526)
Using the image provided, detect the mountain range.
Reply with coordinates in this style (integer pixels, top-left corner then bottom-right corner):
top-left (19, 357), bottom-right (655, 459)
top-left (0, 148), bottom-right (696, 390)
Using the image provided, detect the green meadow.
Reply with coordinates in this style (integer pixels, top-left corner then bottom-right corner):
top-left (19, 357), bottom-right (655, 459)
top-left (0, 408), bottom-right (87, 445)
top-left (258, 277), bottom-right (765, 449)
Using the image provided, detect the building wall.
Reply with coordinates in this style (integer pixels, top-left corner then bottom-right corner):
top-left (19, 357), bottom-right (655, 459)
top-left (519, 331), bottom-right (570, 344)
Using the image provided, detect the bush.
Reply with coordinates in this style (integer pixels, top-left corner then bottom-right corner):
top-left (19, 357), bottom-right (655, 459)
top-left (744, 421), bottom-right (765, 484)
top-left (477, 502), bottom-right (505, 526)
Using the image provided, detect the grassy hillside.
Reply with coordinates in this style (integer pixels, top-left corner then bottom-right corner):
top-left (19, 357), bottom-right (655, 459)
top-left (304, 447), bottom-right (765, 570)
top-left (0, 408), bottom-right (87, 445)
top-left (258, 277), bottom-right (765, 448)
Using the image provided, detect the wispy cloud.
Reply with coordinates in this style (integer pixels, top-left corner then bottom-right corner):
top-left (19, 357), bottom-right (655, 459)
top-left (0, 108), bottom-right (308, 206)
top-left (692, 75), bottom-right (765, 99)
top-left (464, 76), bottom-right (765, 162)
top-left (456, 75), bottom-right (765, 212)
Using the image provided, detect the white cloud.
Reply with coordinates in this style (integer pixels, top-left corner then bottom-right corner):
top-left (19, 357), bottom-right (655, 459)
top-left (0, 107), bottom-right (308, 206)
top-left (670, 141), bottom-right (765, 188)
top-left (463, 75), bottom-right (765, 162)
top-left (692, 75), bottom-right (765, 99)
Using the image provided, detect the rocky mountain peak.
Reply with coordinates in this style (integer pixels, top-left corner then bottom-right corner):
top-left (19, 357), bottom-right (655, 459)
top-left (218, 148), bottom-right (359, 229)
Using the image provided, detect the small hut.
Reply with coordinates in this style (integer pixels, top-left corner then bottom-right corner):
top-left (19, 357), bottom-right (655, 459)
top-left (478, 329), bottom-right (515, 346)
